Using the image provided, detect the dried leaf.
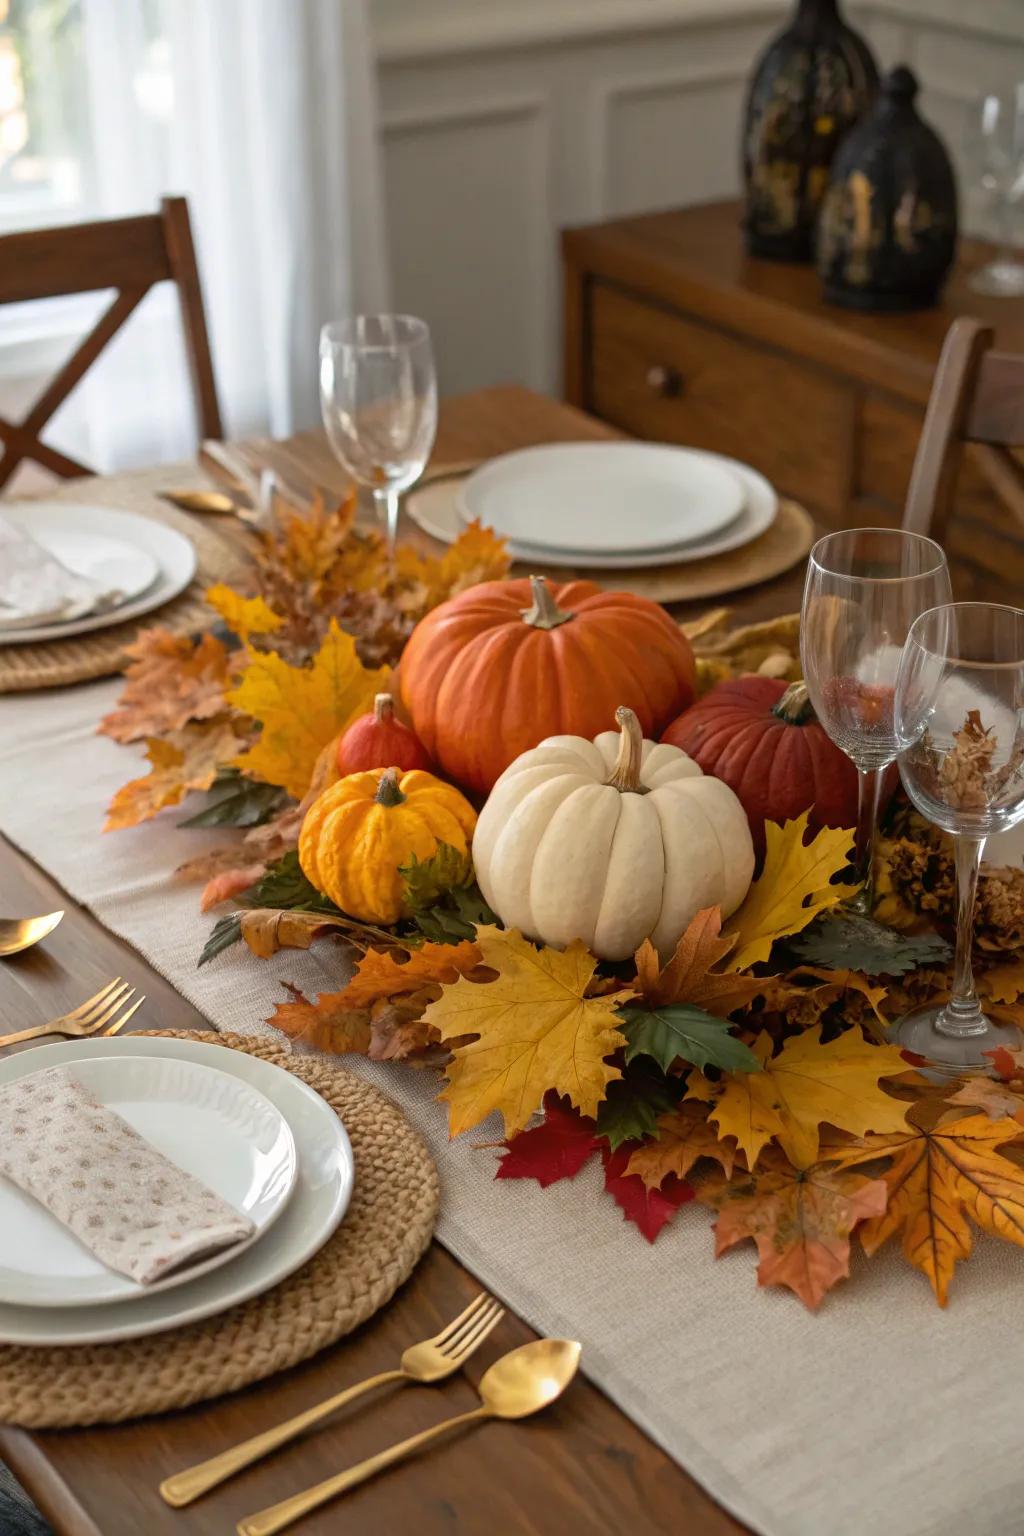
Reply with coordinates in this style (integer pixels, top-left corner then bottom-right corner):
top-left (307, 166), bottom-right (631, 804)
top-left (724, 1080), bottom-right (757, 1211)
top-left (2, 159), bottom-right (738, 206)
top-left (698, 1147), bottom-right (889, 1309)
top-left (829, 1111), bottom-right (1024, 1305)
top-left (104, 718), bottom-right (246, 831)
top-left (267, 983), bottom-right (371, 1054)
top-left (236, 908), bottom-right (356, 959)
top-left (980, 960), bottom-right (1024, 1005)
top-left (724, 812), bottom-right (855, 971)
top-left (426, 926), bottom-right (632, 1137)
top-left (687, 1026), bottom-right (910, 1170)
top-left (205, 582), bottom-right (282, 643)
top-left (947, 1077), bottom-right (1024, 1125)
top-left (633, 908), bottom-right (765, 1016)
top-left (625, 1101), bottom-right (736, 1188)
top-left (326, 939), bottom-right (484, 1011)
top-left (228, 619), bottom-right (389, 797)
top-left (496, 1092), bottom-right (601, 1187)
top-left (601, 1143), bottom-right (694, 1241)
top-left (99, 629), bottom-right (231, 743)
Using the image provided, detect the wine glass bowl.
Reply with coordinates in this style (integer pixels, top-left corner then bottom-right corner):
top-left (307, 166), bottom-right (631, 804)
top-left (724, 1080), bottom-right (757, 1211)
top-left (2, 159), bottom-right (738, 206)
top-left (892, 602), bottom-right (1024, 1071)
top-left (965, 88), bottom-right (1024, 298)
top-left (319, 315), bottom-right (438, 551)
top-left (801, 528), bottom-right (952, 909)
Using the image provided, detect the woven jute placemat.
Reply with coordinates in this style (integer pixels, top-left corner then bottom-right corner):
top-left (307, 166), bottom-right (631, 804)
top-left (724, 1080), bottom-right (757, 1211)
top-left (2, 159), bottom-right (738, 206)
top-left (0, 1032), bottom-right (439, 1429)
top-left (0, 468), bottom-right (248, 695)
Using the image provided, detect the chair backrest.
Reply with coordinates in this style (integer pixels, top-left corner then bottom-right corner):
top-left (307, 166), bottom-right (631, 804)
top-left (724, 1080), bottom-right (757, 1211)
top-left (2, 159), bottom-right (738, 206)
top-left (903, 316), bottom-right (1024, 542)
top-left (0, 195), bottom-right (222, 492)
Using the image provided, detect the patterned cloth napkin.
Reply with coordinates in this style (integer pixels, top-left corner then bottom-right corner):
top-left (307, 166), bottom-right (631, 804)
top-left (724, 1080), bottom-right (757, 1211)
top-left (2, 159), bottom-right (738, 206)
top-left (0, 1068), bottom-right (254, 1284)
top-left (0, 516), bottom-right (125, 630)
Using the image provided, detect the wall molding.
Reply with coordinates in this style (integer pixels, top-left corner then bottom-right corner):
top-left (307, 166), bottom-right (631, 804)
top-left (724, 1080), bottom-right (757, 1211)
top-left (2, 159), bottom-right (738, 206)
top-left (380, 93), bottom-right (549, 139)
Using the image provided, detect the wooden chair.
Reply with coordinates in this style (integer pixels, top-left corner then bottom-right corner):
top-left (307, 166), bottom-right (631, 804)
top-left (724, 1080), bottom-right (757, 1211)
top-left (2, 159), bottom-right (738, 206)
top-left (0, 195), bottom-right (222, 491)
top-left (904, 315), bottom-right (1024, 543)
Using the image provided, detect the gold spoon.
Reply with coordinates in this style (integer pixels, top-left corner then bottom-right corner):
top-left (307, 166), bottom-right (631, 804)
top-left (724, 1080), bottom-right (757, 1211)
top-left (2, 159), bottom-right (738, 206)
top-left (158, 488), bottom-right (239, 515)
top-left (237, 1338), bottom-right (582, 1536)
top-left (0, 911), bottom-right (64, 958)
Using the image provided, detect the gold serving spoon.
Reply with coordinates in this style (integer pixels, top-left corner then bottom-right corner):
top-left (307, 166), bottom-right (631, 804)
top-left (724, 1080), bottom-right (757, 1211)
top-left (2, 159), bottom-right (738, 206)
top-left (158, 487), bottom-right (239, 515)
top-left (236, 1338), bottom-right (582, 1536)
top-left (0, 911), bottom-right (63, 958)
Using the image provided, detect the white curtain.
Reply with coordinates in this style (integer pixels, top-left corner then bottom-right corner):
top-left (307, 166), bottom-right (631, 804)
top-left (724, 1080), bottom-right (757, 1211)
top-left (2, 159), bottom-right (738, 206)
top-left (62, 0), bottom-right (389, 469)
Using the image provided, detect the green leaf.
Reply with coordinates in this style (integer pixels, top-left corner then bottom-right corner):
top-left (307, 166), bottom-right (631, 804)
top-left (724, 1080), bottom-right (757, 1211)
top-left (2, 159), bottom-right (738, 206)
top-left (399, 842), bottom-right (474, 907)
top-left (619, 1003), bottom-right (761, 1075)
top-left (399, 843), bottom-right (496, 943)
top-left (198, 914), bottom-right (242, 967)
top-left (241, 850), bottom-right (341, 913)
top-left (596, 1064), bottom-right (677, 1151)
top-left (787, 911), bottom-right (951, 976)
top-left (179, 768), bottom-right (287, 829)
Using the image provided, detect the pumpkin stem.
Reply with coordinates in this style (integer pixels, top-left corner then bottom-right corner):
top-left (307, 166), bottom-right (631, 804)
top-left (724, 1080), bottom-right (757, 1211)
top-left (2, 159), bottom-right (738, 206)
top-left (772, 680), bottom-right (816, 726)
top-left (375, 767), bottom-right (407, 807)
top-left (606, 706), bottom-right (648, 794)
top-left (374, 692), bottom-right (395, 724)
top-left (520, 575), bottom-right (574, 631)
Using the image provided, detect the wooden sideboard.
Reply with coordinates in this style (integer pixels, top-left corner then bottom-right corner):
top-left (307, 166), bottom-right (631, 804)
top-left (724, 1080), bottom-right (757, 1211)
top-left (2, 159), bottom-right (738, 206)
top-left (562, 199), bottom-right (1024, 601)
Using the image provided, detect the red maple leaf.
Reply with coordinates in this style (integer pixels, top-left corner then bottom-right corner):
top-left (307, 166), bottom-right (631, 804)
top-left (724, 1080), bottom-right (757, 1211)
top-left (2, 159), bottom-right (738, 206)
top-left (601, 1143), bottom-right (694, 1242)
top-left (496, 1092), bottom-right (601, 1188)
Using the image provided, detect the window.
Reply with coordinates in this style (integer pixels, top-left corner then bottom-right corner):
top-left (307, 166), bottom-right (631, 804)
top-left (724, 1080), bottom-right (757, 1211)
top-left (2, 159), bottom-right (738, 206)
top-left (0, 0), bottom-right (93, 232)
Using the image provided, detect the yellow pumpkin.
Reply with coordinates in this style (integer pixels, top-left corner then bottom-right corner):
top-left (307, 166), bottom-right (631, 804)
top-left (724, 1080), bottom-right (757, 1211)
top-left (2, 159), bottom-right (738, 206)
top-left (299, 766), bottom-right (477, 924)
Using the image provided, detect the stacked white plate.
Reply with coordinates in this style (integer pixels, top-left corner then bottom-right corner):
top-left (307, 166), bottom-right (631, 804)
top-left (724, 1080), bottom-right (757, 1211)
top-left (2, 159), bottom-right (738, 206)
top-left (0, 503), bottom-right (197, 646)
top-left (0, 1037), bottom-right (354, 1345)
top-left (407, 442), bottom-right (778, 569)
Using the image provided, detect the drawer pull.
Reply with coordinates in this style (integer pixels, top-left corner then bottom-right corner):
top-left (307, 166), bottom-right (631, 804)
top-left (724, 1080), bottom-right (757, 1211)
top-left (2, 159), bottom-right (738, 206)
top-left (646, 363), bottom-right (683, 398)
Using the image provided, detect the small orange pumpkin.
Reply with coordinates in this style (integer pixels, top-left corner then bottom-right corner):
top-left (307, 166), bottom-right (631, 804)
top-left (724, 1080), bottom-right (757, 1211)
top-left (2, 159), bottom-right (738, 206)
top-left (400, 575), bottom-right (696, 795)
top-left (337, 692), bottom-right (432, 776)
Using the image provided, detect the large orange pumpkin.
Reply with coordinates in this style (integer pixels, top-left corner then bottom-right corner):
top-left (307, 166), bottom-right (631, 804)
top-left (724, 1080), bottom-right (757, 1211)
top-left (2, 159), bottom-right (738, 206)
top-left (400, 575), bottom-right (696, 795)
top-left (662, 676), bottom-right (859, 858)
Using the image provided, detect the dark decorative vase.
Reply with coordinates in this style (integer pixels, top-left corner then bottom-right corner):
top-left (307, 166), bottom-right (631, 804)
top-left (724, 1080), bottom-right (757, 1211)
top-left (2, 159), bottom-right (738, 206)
top-left (817, 66), bottom-right (958, 311)
top-left (742, 0), bottom-right (878, 262)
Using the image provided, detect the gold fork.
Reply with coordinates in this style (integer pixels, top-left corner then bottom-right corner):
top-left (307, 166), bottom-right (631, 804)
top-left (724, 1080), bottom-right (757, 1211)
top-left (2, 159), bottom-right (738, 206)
top-left (160, 1291), bottom-right (506, 1508)
top-left (0, 978), bottom-right (146, 1049)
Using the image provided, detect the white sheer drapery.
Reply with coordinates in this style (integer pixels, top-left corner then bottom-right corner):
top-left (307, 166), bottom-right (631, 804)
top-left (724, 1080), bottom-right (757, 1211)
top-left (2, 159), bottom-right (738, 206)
top-left (40, 0), bottom-right (389, 469)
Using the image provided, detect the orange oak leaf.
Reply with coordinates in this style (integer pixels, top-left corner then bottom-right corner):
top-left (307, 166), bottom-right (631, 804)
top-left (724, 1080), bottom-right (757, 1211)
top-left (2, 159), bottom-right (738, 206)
top-left (687, 1026), bottom-right (910, 1169)
top-left (757, 966), bottom-right (890, 1030)
top-left (828, 1109), bottom-right (1024, 1305)
top-left (328, 940), bottom-right (484, 1011)
top-left (634, 908), bottom-right (765, 1017)
top-left (104, 718), bottom-right (245, 831)
top-left (625, 1101), bottom-right (737, 1188)
top-left (979, 959), bottom-right (1024, 1005)
top-left (268, 983), bottom-right (371, 1055)
top-left (697, 1146), bottom-right (889, 1309)
top-left (99, 629), bottom-right (231, 743)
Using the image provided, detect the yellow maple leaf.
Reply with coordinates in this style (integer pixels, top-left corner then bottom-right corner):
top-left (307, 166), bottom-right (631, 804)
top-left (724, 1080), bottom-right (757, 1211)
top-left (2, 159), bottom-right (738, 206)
top-left (205, 583), bottom-right (282, 643)
top-left (424, 925), bottom-right (631, 1138)
top-left (829, 1110), bottom-right (1024, 1305)
top-left (723, 812), bottom-right (854, 971)
top-left (104, 718), bottom-right (244, 831)
top-left (227, 619), bottom-right (389, 798)
top-left (687, 1025), bottom-right (910, 1169)
top-left (980, 959), bottom-right (1024, 1005)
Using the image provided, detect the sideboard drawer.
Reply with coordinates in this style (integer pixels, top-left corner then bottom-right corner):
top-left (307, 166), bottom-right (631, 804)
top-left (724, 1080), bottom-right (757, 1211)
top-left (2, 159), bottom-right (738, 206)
top-left (587, 281), bottom-right (850, 518)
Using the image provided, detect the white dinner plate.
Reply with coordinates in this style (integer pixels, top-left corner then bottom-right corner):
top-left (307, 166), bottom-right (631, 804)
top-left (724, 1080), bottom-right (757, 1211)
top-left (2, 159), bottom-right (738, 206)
top-left (0, 1055), bottom-right (297, 1308)
top-left (409, 452), bottom-right (777, 569)
top-left (0, 1037), bottom-right (353, 1345)
top-left (458, 442), bottom-right (746, 555)
top-left (0, 503), bottom-right (196, 646)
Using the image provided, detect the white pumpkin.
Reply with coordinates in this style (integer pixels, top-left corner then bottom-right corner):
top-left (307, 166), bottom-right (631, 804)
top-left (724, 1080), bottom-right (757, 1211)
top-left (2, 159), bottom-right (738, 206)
top-left (473, 706), bottom-right (754, 961)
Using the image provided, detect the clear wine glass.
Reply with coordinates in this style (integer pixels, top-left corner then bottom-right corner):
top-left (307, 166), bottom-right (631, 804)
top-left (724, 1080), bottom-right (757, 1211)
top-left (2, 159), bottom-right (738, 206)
top-left (319, 315), bottom-right (438, 552)
top-left (966, 88), bottom-right (1024, 298)
top-left (801, 529), bottom-right (952, 913)
top-left (891, 602), bottom-right (1024, 1071)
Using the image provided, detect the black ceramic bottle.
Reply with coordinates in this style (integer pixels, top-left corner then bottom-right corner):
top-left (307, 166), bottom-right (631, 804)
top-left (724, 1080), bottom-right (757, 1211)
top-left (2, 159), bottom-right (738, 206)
top-left (817, 66), bottom-right (958, 311)
top-left (742, 0), bottom-right (878, 261)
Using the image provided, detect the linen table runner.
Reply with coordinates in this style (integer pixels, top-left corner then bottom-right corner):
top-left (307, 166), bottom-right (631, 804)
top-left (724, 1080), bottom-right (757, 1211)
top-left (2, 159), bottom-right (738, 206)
top-left (2, 679), bottom-right (1023, 1536)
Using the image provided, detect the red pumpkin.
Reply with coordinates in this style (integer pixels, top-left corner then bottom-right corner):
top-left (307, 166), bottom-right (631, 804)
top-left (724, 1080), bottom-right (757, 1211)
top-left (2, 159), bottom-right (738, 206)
top-left (337, 692), bottom-right (432, 776)
top-left (400, 575), bottom-right (696, 795)
top-left (661, 676), bottom-right (859, 858)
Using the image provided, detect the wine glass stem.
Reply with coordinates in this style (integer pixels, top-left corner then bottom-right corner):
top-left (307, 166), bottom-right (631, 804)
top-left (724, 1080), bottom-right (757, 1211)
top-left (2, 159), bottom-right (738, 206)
top-left (849, 764), bottom-right (882, 915)
top-left (374, 487), bottom-right (401, 554)
top-left (937, 834), bottom-right (987, 1038)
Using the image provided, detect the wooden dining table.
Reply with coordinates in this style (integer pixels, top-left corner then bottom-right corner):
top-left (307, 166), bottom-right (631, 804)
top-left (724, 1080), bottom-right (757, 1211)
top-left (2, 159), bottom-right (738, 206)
top-left (0, 385), bottom-right (809, 1536)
